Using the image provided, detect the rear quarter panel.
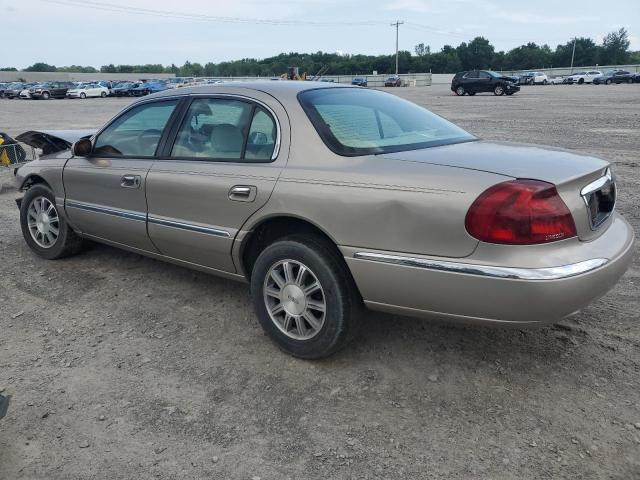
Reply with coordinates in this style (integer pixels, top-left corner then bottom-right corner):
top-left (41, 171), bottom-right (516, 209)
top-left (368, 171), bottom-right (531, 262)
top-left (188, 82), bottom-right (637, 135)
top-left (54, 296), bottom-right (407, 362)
top-left (241, 96), bottom-right (508, 258)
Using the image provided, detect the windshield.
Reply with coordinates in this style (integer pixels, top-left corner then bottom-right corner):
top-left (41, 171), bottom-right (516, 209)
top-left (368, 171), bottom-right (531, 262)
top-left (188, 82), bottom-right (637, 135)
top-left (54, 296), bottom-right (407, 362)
top-left (298, 88), bottom-right (475, 156)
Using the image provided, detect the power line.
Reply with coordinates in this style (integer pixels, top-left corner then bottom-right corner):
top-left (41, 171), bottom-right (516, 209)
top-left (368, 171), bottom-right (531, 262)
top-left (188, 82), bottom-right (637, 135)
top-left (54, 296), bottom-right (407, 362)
top-left (41, 0), bottom-right (388, 26)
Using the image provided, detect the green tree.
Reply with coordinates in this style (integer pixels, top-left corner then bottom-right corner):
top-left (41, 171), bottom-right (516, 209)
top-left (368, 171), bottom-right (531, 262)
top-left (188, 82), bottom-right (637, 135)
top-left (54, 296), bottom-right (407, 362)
top-left (553, 38), bottom-right (599, 68)
top-left (24, 62), bottom-right (57, 72)
top-left (456, 37), bottom-right (495, 70)
top-left (600, 28), bottom-right (630, 65)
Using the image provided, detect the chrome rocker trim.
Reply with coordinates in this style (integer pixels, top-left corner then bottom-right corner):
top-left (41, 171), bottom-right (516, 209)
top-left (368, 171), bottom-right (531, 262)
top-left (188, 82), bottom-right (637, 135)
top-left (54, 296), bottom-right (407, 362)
top-left (66, 200), bottom-right (147, 222)
top-left (353, 252), bottom-right (608, 281)
top-left (66, 200), bottom-right (230, 238)
top-left (147, 217), bottom-right (230, 238)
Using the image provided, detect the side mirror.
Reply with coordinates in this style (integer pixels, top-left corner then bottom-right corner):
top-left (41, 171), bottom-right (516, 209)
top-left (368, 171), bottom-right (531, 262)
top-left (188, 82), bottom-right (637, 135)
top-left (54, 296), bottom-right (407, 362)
top-left (73, 138), bottom-right (92, 157)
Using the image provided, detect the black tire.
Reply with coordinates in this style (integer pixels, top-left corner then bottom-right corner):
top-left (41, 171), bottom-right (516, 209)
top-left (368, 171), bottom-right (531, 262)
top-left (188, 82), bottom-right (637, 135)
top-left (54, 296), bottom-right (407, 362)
top-left (101, 91), bottom-right (107, 97)
top-left (543, 79), bottom-right (548, 85)
top-left (627, 78), bottom-right (633, 84)
top-left (468, 92), bottom-right (476, 96)
top-left (455, 85), bottom-right (465, 96)
top-left (20, 184), bottom-right (84, 260)
top-left (250, 235), bottom-right (361, 359)
top-left (80, 92), bottom-right (86, 99)
top-left (493, 84), bottom-right (505, 96)
top-left (578, 78), bottom-right (584, 84)
top-left (42, 91), bottom-right (50, 100)
top-left (606, 79), bottom-right (612, 85)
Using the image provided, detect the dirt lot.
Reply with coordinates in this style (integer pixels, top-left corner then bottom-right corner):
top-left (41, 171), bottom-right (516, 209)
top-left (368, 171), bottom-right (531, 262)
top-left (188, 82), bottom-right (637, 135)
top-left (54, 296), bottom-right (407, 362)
top-left (0, 84), bottom-right (639, 480)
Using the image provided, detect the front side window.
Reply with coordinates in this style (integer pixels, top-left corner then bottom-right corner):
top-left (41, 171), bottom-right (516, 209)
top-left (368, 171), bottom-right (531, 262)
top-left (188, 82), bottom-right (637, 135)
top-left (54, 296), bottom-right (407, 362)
top-left (93, 99), bottom-right (178, 157)
top-left (298, 88), bottom-right (475, 156)
top-left (170, 98), bottom-right (277, 162)
top-left (479, 71), bottom-right (492, 79)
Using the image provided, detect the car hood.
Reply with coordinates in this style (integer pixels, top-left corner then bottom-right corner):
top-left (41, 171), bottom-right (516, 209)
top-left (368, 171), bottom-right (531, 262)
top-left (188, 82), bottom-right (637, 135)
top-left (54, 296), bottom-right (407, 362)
top-left (16, 129), bottom-right (96, 155)
top-left (380, 140), bottom-right (609, 185)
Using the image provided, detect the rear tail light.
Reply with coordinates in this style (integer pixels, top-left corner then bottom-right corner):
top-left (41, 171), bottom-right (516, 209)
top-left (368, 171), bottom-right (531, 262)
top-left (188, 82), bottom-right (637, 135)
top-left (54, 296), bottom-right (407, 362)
top-left (465, 179), bottom-right (577, 245)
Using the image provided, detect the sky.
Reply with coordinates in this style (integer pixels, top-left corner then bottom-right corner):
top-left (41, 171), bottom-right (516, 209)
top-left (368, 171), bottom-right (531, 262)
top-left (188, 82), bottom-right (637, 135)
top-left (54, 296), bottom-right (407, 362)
top-left (1, 0), bottom-right (638, 69)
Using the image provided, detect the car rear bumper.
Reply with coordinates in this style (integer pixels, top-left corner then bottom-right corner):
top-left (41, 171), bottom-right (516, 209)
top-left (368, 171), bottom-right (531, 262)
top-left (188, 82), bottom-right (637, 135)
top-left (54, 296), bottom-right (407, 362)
top-left (342, 213), bottom-right (634, 326)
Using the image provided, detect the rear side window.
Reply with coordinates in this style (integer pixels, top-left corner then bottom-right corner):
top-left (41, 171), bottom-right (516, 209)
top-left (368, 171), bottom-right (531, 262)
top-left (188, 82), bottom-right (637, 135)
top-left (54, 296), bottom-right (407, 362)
top-left (93, 99), bottom-right (178, 157)
top-left (464, 71), bottom-right (479, 79)
top-left (170, 98), bottom-right (277, 162)
top-left (298, 88), bottom-right (474, 156)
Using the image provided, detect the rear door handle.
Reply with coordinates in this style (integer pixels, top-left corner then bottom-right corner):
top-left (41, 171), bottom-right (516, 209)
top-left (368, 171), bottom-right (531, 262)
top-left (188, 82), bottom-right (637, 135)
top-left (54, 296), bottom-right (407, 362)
top-left (121, 174), bottom-right (141, 189)
top-left (228, 185), bottom-right (257, 202)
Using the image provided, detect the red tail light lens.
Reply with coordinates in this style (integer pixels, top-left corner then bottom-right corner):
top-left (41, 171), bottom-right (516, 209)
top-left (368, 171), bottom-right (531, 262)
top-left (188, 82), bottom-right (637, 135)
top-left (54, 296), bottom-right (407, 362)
top-left (465, 179), bottom-right (577, 245)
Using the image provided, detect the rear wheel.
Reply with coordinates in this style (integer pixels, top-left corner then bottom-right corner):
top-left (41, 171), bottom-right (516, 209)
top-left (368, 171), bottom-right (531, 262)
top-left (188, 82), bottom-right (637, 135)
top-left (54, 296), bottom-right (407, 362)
top-left (493, 84), bottom-right (505, 96)
top-left (543, 79), bottom-right (548, 85)
top-left (101, 91), bottom-right (107, 97)
top-left (628, 78), bottom-right (633, 84)
top-left (578, 78), bottom-right (584, 84)
top-left (80, 92), bottom-right (86, 99)
top-left (250, 235), bottom-right (361, 359)
top-left (455, 86), bottom-right (465, 96)
top-left (20, 184), bottom-right (84, 260)
top-left (42, 91), bottom-right (50, 100)
top-left (606, 79), bottom-right (612, 85)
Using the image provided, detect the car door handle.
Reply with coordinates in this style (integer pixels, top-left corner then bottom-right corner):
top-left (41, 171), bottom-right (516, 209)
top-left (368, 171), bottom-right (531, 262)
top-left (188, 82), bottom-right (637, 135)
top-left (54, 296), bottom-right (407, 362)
top-left (228, 185), bottom-right (257, 202)
top-left (121, 174), bottom-right (141, 189)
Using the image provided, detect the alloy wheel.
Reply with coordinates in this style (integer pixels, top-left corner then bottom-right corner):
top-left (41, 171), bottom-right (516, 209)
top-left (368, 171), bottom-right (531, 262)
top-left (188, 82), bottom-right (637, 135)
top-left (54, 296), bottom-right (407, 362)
top-left (27, 196), bottom-right (60, 248)
top-left (263, 259), bottom-right (326, 340)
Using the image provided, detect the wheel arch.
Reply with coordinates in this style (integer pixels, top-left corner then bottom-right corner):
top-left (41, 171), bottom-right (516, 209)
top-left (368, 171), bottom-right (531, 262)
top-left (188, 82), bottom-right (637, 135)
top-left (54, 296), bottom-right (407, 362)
top-left (238, 214), bottom-right (347, 281)
top-left (19, 173), bottom-right (52, 192)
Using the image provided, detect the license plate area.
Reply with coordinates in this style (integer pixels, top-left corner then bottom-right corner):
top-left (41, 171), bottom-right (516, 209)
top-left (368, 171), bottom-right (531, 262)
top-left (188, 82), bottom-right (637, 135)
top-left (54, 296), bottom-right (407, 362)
top-left (581, 168), bottom-right (616, 230)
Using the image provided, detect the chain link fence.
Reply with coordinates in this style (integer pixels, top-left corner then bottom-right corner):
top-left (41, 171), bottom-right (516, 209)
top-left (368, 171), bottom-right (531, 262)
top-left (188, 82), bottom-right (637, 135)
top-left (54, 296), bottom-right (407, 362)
top-left (0, 142), bottom-right (38, 192)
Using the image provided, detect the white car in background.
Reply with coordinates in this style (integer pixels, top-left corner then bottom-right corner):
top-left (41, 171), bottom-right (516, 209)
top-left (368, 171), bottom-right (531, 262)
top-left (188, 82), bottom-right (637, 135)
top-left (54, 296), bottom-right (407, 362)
top-left (548, 76), bottom-right (565, 85)
top-left (19, 88), bottom-right (32, 99)
top-left (566, 70), bottom-right (603, 84)
top-left (66, 83), bottom-right (109, 99)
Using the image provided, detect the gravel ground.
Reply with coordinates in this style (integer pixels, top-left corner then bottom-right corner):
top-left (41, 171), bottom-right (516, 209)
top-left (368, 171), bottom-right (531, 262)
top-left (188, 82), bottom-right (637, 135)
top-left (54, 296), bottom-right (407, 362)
top-left (0, 84), bottom-right (639, 480)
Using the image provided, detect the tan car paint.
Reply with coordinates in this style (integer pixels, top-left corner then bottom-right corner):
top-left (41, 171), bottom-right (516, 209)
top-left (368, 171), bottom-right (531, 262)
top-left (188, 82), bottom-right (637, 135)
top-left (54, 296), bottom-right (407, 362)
top-left (14, 81), bottom-right (635, 326)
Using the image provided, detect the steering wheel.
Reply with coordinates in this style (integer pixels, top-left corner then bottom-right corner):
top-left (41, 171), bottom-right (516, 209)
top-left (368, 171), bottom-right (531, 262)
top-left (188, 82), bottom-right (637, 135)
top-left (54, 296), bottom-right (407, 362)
top-left (137, 129), bottom-right (162, 153)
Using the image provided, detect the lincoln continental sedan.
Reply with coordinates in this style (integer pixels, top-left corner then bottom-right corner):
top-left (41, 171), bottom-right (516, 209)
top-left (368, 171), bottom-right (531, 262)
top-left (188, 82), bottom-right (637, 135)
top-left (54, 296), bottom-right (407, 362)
top-left (14, 82), bottom-right (634, 358)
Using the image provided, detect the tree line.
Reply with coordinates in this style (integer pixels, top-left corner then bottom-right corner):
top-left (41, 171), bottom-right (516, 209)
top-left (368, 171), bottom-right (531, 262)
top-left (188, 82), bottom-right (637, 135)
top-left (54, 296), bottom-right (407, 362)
top-left (5, 28), bottom-right (637, 77)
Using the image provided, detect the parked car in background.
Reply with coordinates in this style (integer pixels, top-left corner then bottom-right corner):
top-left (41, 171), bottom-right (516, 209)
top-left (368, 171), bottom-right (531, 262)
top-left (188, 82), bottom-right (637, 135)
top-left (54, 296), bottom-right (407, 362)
top-left (13, 82), bottom-right (634, 359)
top-left (66, 83), bottom-right (110, 99)
top-left (131, 81), bottom-right (168, 96)
top-left (547, 76), bottom-right (565, 85)
top-left (520, 72), bottom-right (548, 85)
top-left (111, 82), bottom-right (140, 96)
top-left (3, 82), bottom-right (26, 99)
top-left (29, 82), bottom-right (74, 99)
top-left (451, 70), bottom-right (520, 96)
top-left (566, 71), bottom-right (602, 84)
top-left (19, 85), bottom-right (34, 99)
top-left (351, 77), bottom-right (368, 87)
top-left (384, 75), bottom-right (402, 87)
top-left (593, 70), bottom-right (635, 85)
top-left (0, 83), bottom-right (8, 97)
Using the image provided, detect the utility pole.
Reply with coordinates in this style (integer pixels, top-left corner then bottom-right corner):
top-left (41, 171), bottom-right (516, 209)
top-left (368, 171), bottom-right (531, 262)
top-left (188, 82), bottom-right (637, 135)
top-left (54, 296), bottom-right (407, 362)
top-left (570, 37), bottom-right (576, 73)
top-left (391, 20), bottom-right (404, 75)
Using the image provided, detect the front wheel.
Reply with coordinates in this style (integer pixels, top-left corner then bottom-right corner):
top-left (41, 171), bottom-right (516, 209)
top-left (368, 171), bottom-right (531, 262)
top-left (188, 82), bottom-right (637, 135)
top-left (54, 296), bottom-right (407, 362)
top-left (468, 92), bottom-right (476, 96)
top-left (80, 92), bottom-right (86, 99)
top-left (101, 91), bottom-right (107, 97)
top-left (543, 79), bottom-right (548, 85)
top-left (250, 236), bottom-right (361, 359)
top-left (606, 79), bottom-right (612, 85)
top-left (628, 78), bottom-right (633, 84)
top-left (493, 84), bottom-right (505, 96)
top-left (455, 86), bottom-right (465, 96)
top-left (20, 185), bottom-right (84, 260)
top-left (42, 91), bottom-right (50, 100)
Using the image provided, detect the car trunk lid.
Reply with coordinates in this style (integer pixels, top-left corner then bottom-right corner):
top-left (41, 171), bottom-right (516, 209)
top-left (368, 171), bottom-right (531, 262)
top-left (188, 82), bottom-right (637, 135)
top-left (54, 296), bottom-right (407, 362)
top-left (381, 140), bottom-right (613, 241)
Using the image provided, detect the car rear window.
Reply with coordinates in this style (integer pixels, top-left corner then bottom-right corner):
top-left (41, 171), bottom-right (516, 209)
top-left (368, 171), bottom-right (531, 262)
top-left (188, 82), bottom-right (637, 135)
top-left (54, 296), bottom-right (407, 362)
top-left (298, 88), bottom-right (475, 156)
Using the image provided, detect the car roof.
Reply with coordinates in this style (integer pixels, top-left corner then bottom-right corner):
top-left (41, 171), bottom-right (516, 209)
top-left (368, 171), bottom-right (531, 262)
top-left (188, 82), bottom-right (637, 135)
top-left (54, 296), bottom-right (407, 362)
top-left (149, 80), bottom-right (352, 102)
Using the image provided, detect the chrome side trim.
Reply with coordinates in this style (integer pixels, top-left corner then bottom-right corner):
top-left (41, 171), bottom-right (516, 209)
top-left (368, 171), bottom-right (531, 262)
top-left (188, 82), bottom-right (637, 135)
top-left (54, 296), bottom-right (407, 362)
top-left (353, 252), bottom-right (608, 281)
top-left (66, 200), bottom-right (146, 222)
top-left (147, 216), bottom-right (231, 238)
